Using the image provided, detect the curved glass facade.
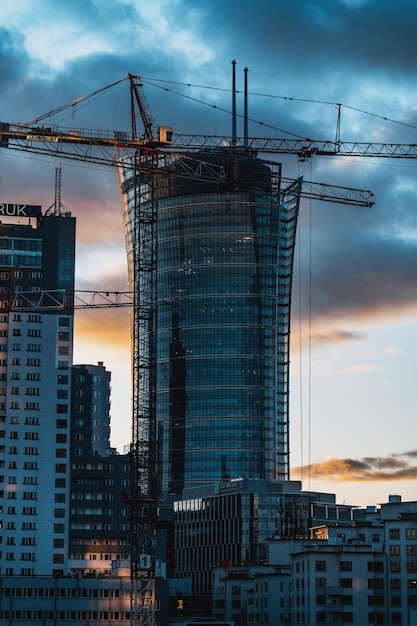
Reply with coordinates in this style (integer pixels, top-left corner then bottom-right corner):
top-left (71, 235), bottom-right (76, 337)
top-left (119, 150), bottom-right (301, 495)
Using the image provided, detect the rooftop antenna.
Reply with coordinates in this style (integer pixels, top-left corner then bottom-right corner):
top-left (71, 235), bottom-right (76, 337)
top-left (232, 60), bottom-right (237, 146)
top-left (244, 67), bottom-right (248, 147)
top-left (46, 165), bottom-right (71, 216)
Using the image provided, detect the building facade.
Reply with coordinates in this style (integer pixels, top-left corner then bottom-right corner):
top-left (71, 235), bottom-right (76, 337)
top-left (0, 575), bottom-right (132, 625)
top-left (71, 362), bottom-right (112, 458)
top-left (0, 206), bottom-right (75, 576)
top-left (173, 478), bottom-right (355, 596)
top-left (208, 496), bottom-right (417, 626)
top-left (69, 363), bottom-right (130, 575)
top-left (119, 150), bottom-right (302, 495)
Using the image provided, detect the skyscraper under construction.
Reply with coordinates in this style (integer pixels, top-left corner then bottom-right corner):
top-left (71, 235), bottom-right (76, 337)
top-left (119, 148), bottom-right (301, 498)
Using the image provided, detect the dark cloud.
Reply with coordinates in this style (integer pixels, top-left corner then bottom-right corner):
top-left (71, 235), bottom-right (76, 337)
top-left (198, 0), bottom-right (417, 79)
top-left (1, 0), bottom-right (417, 340)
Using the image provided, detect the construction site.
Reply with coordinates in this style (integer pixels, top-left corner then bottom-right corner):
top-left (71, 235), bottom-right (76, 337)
top-left (1, 66), bottom-right (417, 625)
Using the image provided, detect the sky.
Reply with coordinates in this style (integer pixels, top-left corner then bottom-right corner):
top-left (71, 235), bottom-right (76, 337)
top-left (1, 0), bottom-right (417, 507)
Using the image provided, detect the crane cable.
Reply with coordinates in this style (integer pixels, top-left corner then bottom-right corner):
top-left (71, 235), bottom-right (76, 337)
top-left (140, 76), bottom-right (417, 134)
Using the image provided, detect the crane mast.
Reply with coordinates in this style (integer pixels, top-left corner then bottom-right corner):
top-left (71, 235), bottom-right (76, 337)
top-left (4, 73), bottom-right (417, 626)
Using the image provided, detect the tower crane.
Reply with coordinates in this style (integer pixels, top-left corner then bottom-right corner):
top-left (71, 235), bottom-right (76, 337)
top-left (2, 72), bottom-right (417, 626)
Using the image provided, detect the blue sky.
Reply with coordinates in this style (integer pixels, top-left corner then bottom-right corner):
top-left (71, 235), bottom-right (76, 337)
top-left (1, 0), bottom-right (417, 506)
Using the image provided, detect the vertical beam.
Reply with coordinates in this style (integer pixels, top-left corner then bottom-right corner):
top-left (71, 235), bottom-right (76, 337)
top-left (232, 60), bottom-right (237, 146)
top-left (244, 67), bottom-right (248, 147)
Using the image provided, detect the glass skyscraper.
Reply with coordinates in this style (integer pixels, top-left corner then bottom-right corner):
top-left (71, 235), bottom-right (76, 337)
top-left (119, 149), bottom-right (301, 496)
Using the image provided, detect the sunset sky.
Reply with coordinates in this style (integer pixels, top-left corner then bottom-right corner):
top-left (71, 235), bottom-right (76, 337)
top-left (1, 0), bottom-right (417, 507)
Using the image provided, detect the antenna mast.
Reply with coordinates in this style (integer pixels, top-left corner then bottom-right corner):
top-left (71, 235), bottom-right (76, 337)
top-left (46, 165), bottom-right (70, 216)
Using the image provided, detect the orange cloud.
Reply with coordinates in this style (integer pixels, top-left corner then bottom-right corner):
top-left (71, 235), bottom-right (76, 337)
top-left (293, 450), bottom-right (417, 482)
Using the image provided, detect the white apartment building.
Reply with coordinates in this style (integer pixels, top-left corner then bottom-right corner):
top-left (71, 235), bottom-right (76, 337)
top-left (0, 205), bottom-right (75, 576)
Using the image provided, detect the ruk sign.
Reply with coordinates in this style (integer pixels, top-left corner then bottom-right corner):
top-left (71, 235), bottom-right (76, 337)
top-left (0, 204), bottom-right (42, 218)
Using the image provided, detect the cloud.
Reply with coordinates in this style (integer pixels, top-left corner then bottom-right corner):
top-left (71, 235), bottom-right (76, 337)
top-left (293, 450), bottom-right (417, 482)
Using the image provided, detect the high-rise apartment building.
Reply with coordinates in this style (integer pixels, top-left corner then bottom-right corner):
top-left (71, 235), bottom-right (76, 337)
top-left (69, 362), bottom-right (130, 576)
top-left (119, 150), bottom-right (301, 496)
top-left (71, 362), bottom-right (112, 458)
top-left (0, 204), bottom-right (75, 576)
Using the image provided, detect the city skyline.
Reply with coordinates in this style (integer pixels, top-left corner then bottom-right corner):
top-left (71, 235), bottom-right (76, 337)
top-left (1, 0), bottom-right (417, 507)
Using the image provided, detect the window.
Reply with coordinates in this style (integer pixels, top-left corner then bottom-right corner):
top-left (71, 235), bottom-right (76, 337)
top-left (26, 373), bottom-right (40, 381)
top-left (340, 578), bottom-right (352, 588)
top-left (58, 317), bottom-right (70, 327)
top-left (23, 462), bottom-right (38, 470)
top-left (24, 447), bottom-right (38, 455)
top-left (27, 329), bottom-right (41, 337)
top-left (406, 529), bottom-right (417, 540)
top-left (390, 562), bottom-right (401, 573)
top-left (22, 491), bottom-right (37, 500)
top-left (24, 432), bottom-right (39, 440)
top-left (58, 332), bottom-right (69, 341)
top-left (27, 344), bottom-right (41, 352)
top-left (58, 346), bottom-right (69, 356)
top-left (26, 358), bottom-right (40, 367)
top-left (390, 529), bottom-right (400, 539)
top-left (368, 561), bottom-right (383, 572)
top-left (57, 375), bottom-right (68, 385)
top-left (28, 313), bottom-right (41, 322)
top-left (390, 546), bottom-right (400, 555)
top-left (22, 507), bottom-right (37, 515)
top-left (316, 577), bottom-right (326, 589)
